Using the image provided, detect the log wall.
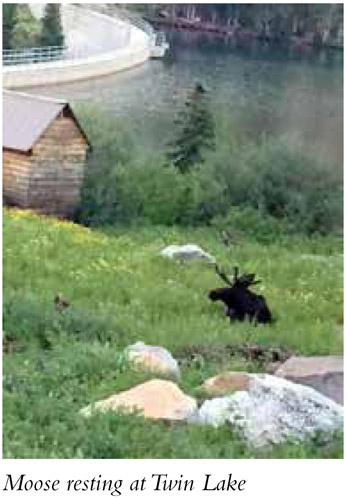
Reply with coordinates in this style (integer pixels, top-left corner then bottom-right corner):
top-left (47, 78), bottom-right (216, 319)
top-left (29, 115), bottom-right (87, 216)
top-left (3, 115), bottom-right (88, 217)
top-left (2, 149), bottom-right (31, 206)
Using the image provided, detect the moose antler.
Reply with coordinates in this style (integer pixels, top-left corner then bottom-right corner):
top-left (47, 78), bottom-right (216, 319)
top-left (214, 263), bottom-right (233, 286)
top-left (214, 264), bottom-right (261, 288)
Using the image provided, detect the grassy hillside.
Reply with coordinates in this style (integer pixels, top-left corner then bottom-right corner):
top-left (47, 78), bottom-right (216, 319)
top-left (3, 208), bottom-right (343, 458)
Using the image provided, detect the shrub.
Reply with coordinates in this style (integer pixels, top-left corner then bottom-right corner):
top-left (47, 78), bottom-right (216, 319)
top-left (207, 137), bottom-right (343, 234)
top-left (247, 139), bottom-right (342, 234)
top-left (3, 293), bottom-right (122, 347)
top-left (211, 206), bottom-right (294, 244)
top-left (76, 107), bottom-right (342, 235)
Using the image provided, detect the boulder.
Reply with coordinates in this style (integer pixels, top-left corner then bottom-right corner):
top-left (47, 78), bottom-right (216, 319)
top-left (126, 341), bottom-right (180, 379)
top-left (81, 379), bottom-right (197, 421)
top-left (201, 372), bottom-right (251, 396)
top-left (275, 356), bottom-right (344, 405)
top-left (160, 244), bottom-right (215, 263)
top-left (194, 374), bottom-right (343, 448)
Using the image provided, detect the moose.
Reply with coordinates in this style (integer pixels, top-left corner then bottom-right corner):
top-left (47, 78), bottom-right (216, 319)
top-left (208, 265), bottom-right (273, 325)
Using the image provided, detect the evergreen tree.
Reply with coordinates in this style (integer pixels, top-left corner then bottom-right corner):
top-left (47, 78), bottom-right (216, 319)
top-left (3, 4), bottom-right (18, 50)
top-left (40, 4), bottom-right (64, 47)
top-left (168, 83), bottom-right (215, 173)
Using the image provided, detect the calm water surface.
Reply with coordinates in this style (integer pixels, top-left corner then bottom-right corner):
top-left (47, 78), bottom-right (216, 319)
top-left (27, 31), bottom-right (343, 168)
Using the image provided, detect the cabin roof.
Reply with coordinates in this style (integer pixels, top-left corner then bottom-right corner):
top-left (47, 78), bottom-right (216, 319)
top-left (3, 90), bottom-right (89, 153)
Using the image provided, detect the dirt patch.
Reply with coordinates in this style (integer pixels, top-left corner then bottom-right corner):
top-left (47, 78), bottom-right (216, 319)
top-left (2, 334), bottom-right (25, 354)
top-left (174, 343), bottom-right (294, 370)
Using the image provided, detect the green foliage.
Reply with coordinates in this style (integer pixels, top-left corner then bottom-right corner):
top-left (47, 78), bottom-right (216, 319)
top-left (80, 158), bottom-right (226, 227)
top-left (2, 208), bottom-right (343, 458)
top-left (77, 105), bottom-right (222, 226)
top-left (168, 83), bottom-right (216, 173)
top-left (77, 107), bottom-right (342, 234)
top-left (10, 4), bottom-right (41, 49)
top-left (3, 293), bottom-right (124, 347)
top-left (39, 3), bottom-right (64, 47)
top-left (221, 138), bottom-right (343, 235)
top-left (211, 207), bottom-right (294, 245)
top-left (2, 3), bottom-right (18, 49)
top-left (76, 105), bottom-right (135, 225)
top-left (2, 3), bottom-right (64, 50)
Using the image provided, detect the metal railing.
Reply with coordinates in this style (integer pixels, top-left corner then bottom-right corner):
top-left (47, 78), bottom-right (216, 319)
top-left (3, 46), bottom-right (67, 66)
top-left (2, 5), bottom-right (159, 68)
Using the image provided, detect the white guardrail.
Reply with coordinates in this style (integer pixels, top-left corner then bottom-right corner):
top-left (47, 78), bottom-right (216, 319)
top-left (3, 46), bottom-right (67, 66)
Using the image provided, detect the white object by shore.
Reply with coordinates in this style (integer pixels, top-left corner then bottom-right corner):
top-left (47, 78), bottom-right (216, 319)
top-left (160, 244), bottom-right (216, 263)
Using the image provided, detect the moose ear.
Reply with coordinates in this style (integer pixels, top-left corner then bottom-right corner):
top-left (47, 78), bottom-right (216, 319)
top-left (237, 273), bottom-right (262, 287)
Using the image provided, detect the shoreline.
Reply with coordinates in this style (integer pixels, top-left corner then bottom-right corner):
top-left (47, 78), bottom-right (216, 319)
top-left (146, 16), bottom-right (343, 51)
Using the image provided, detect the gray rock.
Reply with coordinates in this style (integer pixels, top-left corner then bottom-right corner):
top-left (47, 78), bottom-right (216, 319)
top-left (275, 356), bottom-right (344, 405)
top-left (125, 341), bottom-right (180, 379)
top-left (194, 374), bottom-right (343, 448)
top-left (160, 244), bottom-right (215, 263)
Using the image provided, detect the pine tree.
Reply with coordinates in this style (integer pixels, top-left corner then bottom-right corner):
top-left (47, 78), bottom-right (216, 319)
top-left (40, 4), bottom-right (64, 47)
top-left (168, 83), bottom-right (215, 173)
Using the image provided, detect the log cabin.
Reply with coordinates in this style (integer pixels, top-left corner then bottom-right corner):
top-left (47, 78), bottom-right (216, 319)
top-left (2, 90), bottom-right (90, 217)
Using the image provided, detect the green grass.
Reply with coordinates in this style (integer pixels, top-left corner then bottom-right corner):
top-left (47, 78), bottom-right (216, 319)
top-left (3, 208), bottom-right (344, 458)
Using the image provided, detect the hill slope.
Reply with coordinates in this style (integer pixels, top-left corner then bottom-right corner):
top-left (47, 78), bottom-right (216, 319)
top-left (3, 208), bottom-right (343, 458)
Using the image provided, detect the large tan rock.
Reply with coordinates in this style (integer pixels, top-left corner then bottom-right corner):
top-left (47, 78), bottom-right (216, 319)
top-left (275, 356), bottom-right (344, 405)
top-left (80, 379), bottom-right (197, 421)
top-left (201, 372), bottom-right (251, 396)
top-left (125, 342), bottom-right (180, 379)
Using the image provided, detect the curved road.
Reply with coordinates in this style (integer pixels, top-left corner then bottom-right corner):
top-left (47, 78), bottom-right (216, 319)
top-left (3, 4), bottom-right (152, 88)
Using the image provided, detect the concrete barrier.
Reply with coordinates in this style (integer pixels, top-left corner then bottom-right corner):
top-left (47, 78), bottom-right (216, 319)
top-left (3, 5), bottom-right (151, 89)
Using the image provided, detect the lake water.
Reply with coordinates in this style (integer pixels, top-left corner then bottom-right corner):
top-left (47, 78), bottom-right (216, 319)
top-left (27, 30), bottom-right (343, 169)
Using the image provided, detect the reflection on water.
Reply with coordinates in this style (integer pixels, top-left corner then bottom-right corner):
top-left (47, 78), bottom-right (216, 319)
top-left (26, 30), bottom-right (343, 168)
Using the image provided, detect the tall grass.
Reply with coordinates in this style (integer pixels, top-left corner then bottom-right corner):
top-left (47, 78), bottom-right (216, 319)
top-left (3, 209), bottom-right (343, 458)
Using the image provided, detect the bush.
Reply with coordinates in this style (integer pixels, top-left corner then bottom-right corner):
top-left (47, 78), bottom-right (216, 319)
top-left (3, 293), bottom-right (123, 347)
top-left (239, 139), bottom-right (343, 234)
top-left (79, 159), bottom-right (227, 226)
top-left (207, 137), bottom-right (343, 234)
top-left (75, 105), bottom-right (137, 225)
top-left (76, 104), bottom-right (225, 226)
top-left (76, 107), bottom-right (342, 235)
top-left (211, 206), bottom-right (294, 244)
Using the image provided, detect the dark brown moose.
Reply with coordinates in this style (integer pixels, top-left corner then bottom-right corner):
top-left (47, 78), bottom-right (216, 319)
top-left (208, 265), bottom-right (273, 325)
